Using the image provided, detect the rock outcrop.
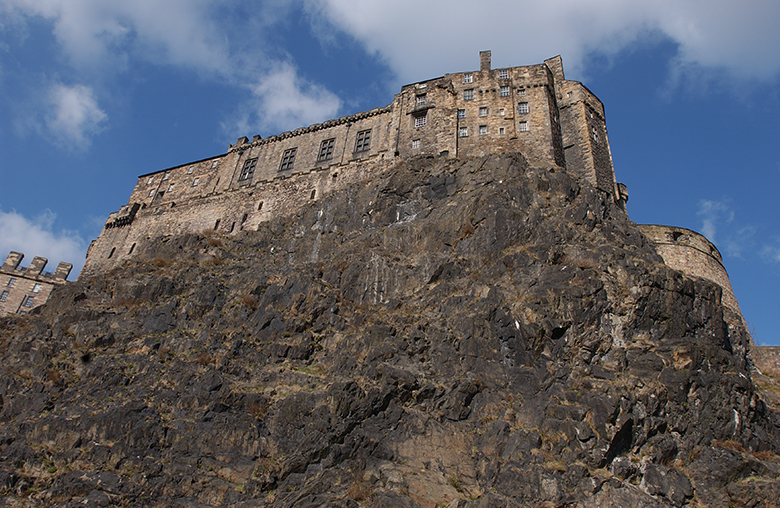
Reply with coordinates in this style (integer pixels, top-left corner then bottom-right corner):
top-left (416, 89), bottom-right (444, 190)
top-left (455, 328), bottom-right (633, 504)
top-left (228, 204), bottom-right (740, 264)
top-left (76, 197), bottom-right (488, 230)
top-left (2, 153), bottom-right (779, 507)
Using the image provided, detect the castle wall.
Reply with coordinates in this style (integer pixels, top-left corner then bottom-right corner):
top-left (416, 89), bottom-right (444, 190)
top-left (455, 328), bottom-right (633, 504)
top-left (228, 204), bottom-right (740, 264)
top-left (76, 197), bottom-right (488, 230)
top-left (0, 252), bottom-right (71, 316)
top-left (81, 53), bottom-right (621, 278)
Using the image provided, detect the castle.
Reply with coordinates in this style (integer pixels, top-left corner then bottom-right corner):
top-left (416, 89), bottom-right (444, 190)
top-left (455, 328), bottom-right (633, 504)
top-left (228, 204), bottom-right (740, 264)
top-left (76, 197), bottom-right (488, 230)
top-left (0, 252), bottom-right (72, 316)
top-left (79, 51), bottom-right (746, 331)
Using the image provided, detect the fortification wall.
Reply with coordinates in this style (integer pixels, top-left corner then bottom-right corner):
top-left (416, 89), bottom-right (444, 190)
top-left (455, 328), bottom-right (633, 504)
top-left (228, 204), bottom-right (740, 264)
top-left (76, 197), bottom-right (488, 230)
top-left (0, 252), bottom-right (71, 316)
top-left (81, 53), bottom-right (620, 278)
top-left (638, 225), bottom-right (746, 329)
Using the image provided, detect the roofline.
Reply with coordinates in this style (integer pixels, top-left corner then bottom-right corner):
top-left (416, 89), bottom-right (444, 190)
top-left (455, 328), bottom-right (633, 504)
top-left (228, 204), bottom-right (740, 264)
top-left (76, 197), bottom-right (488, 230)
top-left (137, 154), bottom-right (224, 179)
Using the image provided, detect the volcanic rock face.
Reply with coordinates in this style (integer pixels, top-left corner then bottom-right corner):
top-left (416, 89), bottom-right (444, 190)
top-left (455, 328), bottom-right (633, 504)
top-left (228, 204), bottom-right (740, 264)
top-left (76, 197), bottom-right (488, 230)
top-left (1, 153), bottom-right (779, 507)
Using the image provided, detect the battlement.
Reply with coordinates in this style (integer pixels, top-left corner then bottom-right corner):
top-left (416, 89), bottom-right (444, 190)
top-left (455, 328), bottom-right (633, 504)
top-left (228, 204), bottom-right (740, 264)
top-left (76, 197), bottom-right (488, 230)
top-left (81, 52), bottom-right (619, 278)
top-left (0, 251), bottom-right (72, 316)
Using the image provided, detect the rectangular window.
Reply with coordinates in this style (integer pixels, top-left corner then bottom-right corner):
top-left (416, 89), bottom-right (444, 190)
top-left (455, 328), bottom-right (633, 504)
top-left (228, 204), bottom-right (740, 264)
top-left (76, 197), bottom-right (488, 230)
top-left (318, 138), bottom-right (335, 161)
top-left (414, 115), bottom-right (427, 127)
top-left (32, 283), bottom-right (41, 293)
top-left (355, 130), bottom-right (371, 152)
top-left (0, 290), bottom-right (8, 302)
top-left (518, 102), bottom-right (529, 114)
top-left (499, 108), bottom-right (505, 116)
top-left (458, 126), bottom-right (468, 137)
top-left (463, 73), bottom-right (473, 83)
top-left (479, 125), bottom-right (488, 135)
top-left (518, 88), bottom-right (526, 96)
top-left (519, 121), bottom-right (528, 132)
top-left (7, 278), bottom-right (16, 287)
top-left (412, 139), bottom-right (420, 149)
top-left (23, 296), bottom-right (34, 307)
top-left (192, 178), bottom-right (200, 187)
top-left (498, 69), bottom-right (509, 80)
top-left (457, 109), bottom-right (466, 119)
top-left (416, 94), bottom-right (427, 106)
top-left (239, 157), bottom-right (258, 180)
top-left (279, 148), bottom-right (297, 171)
top-left (499, 127), bottom-right (505, 135)
top-left (500, 85), bottom-right (511, 97)
top-left (479, 107), bottom-right (488, 117)
top-left (187, 167), bottom-right (193, 174)
top-left (463, 89), bottom-right (474, 101)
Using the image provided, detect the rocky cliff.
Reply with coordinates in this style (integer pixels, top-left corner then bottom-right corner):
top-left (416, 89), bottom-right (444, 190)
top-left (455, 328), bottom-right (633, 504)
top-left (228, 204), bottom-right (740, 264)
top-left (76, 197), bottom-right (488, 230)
top-left (2, 153), bottom-right (779, 507)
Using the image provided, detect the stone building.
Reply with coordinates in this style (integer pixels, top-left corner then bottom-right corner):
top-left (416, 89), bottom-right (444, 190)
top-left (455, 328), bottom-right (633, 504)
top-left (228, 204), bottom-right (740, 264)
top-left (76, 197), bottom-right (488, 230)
top-left (0, 252), bottom-right (72, 316)
top-left (81, 51), bottom-right (616, 277)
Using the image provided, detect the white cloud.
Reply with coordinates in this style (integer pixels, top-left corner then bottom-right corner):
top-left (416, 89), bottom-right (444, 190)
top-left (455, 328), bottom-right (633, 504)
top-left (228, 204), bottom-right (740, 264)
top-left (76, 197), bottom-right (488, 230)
top-left (46, 83), bottom-right (107, 149)
top-left (0, 208), bottom-right (86, 277)
top-left (697, 198), bottom-right (733, 243)
top-left (304, 0), bottom-right (780, 83)
top-left (227, 61), bottom-right (342, 136)
top-left (760, 245), bottom-right (780, 264)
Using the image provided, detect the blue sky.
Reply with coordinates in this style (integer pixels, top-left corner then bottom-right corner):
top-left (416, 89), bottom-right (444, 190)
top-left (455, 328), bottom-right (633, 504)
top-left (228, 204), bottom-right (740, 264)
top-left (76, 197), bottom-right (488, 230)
top-left (1, 1), bottom-right (779, 344)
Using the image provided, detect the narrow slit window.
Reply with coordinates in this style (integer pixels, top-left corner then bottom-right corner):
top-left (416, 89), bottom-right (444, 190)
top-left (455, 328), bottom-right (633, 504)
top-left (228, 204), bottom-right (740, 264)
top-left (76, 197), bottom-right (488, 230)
top-left (108, 247), bottom-right (116, 259)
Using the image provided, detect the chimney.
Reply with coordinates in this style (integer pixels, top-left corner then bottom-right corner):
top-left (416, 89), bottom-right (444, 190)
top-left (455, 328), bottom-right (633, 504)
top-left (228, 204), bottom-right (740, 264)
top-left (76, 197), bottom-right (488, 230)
top-left (480, 50), bottom-right (491, 72)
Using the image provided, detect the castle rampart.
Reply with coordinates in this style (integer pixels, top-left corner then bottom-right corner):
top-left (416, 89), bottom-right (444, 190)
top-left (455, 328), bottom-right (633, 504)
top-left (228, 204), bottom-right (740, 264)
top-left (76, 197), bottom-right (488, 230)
top-left (81, 51), bottom-right (619, 277)
top-left (0, 252), bottom-right (72, 316)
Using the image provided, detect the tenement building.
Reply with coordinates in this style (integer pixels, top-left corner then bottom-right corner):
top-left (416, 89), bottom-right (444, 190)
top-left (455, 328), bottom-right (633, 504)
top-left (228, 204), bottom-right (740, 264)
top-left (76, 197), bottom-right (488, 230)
top-left (81, 51), bottom-right (617, 277)
top-left (0, 252), bottom-right (72, 316)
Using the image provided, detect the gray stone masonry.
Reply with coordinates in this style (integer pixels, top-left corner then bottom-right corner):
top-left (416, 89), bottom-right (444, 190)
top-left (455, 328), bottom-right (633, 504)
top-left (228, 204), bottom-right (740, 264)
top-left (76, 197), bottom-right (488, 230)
top-left (81, 51), bottom-right (621, 277)
top-left (0, 252), bottom-right (72, 316)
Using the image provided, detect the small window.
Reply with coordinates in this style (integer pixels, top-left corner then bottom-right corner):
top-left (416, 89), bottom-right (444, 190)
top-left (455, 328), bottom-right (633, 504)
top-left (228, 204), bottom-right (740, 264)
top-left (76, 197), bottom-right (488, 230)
top-left (518, 102), bottom-right (529, 114)
top-left (7, 278), bottom-right (16, 287)
top-left (108, 247), bottom-right (116, 259)
top-left (32, 283), bottom-right (41, 293)
top-left (518, 88), bottom-right (526, 96)
top-left (500, 85), bottom-right (510, 97)
top-left (23, 296), bottom-right (34, 308)
top-left (239, 157), bottom-right (258, 180)
top-left (0, 290), bottom-right (8, 302)
top-left (479, 107), bottom-right (488, 117)
top-left (128, 243), bottom-right (136, 254)
top-left (498, 69), bottom-right (509, 80)
top-left (280, 148), bottom-right (297, 170)
top-left (416, 94), bottom-right (427, 106)
top-left (414, 115), bottom-right (427, 127)
top-left (310, 190), bottom-right (316, 199)
top-left (458, 126), bottom-right (468, 137)
top-left (592, 126), bottom-right (599, 142)
top-left (192, 178), bottom-right (200, 187)
top-left (479, 125), bottom-right (488, 135)
top-left (163, 173), bottom-right (169, 180)
top-left (241, 213), bottom-right (248, 224)
top-left (318, 138), bottom-right (335, 161)
top-left (463, 73), bottom-right (473, 83)
top-left (499, 108), bottom-right (505, 116)
top-left (258, 202), bottom-right (263, 211)
top-left (211, 160), bottom-right (219, 168)
top-left (214, 219), bottom-right (221, 230)
top-left (412, 139), bottom-right (420, 149)
top-left (147, 177), bottom-right (154, 185)
top-left (519, 121), bottom-right (528, 132)
top-left (463, 89), bottom-right (474, 101)
top-left (187, 167), bottom-right (194, 174)
top-left (167, 184), bottom-right (174, 192)
top-left (355, 130), bottom-right (371, 152)
top-left (457, 109), bottom-right (466, 119)
top-left (499, 127), bottom-right (505, 135)
top-left (567, 91), bottom-right (573, 98)
top-left (149, 189), bottom-right (155, 197)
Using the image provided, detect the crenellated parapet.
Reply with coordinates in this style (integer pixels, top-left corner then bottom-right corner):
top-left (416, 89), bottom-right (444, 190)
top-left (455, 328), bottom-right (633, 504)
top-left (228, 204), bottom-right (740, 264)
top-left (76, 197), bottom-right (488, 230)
top-left (0, 251), bottom-right (72, 316)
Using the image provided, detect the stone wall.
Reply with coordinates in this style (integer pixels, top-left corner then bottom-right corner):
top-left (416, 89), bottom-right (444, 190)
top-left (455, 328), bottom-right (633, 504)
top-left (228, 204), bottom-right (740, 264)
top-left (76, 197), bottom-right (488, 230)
top-left (0, 252), bottom-right (72, 316)
top-left (81, 52), bottom-right (619, 278)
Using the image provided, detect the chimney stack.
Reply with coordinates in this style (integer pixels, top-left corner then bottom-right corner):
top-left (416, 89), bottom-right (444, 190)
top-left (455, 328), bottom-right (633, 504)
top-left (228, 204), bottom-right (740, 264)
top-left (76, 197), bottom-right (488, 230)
top-left (480, 50), bottom-right (491, 72)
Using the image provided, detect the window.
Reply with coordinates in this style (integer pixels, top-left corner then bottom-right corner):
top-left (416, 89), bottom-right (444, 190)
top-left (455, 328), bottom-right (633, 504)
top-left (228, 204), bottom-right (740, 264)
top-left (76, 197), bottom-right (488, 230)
top-left (463, 73), bottom-right (473, 83)
top-left (167, 184), bottom-right (175, 192)
top-left (129, 243), bottom-right (136, 254)
top-left (518, 102), bottom-right (529, 114)
top-left (457, 109), bottom-right (466, 119)
top-left (279, 148), bottom-right (297, 171)
top-left (0, 290), bottom-right (8, 302)
top-left (519, 121), bottom-right (528, 132)
top-left (7, 278), bottom-right (16, 287)
top-left (592, 127), bottom-right (599, 142)
top-left (412, 139), bottom-right (420, 149)
top-left (258, 202), bottom-right (263, 211)
top-left (479, 125), bottom-right (488, 135)
top-left (414, 115), bottom-right (427, 127)
top-left (567, 91), bottom-right (573, 98)
top-left (32, 283), bottom-right (41, 293)
top-left (458, 126), bottom-right (468, 137)
top-left (211, 160), bottom-right (219, 168)
top-left (416, 94), bottom-right (427, 106)
top-left (108, 247), bottom-right (116, 259)
top-left (499, 108), bottom-right (505, 116)
top-left (147, 177), bottom-right (154, 185)
top-left (518, 88), bottom-right (526, 96)
top-left (318, 138), bottom-right (335, 161)
top-left (192, 178), bottom-right (200, 187)
top-left (23, 296), bottom-right (34, 308)
top-left (239, 157), bottom-right (258, 180)
top-left (355, 130), bottom-right (371, 152)
top-left (499, 127), bottom-right (505, 135)
top-left (479, 107), bottom-right (488, 117)
top-left (187, 167), bottom-right (194, 174)
top-left (500, 85), bottom-right (511, 97)
top-left (499, 69), bottom-right (509, 80)
top-left (163, 173), bottom-right (169, 180)
top-left (463, 89), bottom-right (474, 101)
top-left (149, 189), bottom-right (155, 197)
